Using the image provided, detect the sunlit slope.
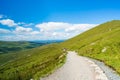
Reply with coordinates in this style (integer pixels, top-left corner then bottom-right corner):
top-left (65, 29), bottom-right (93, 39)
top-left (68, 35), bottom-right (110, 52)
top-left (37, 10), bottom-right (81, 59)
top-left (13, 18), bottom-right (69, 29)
top-left (61, 20), bottom-right (120, 74)
top-left (0, 44), bottom-right (66, 80)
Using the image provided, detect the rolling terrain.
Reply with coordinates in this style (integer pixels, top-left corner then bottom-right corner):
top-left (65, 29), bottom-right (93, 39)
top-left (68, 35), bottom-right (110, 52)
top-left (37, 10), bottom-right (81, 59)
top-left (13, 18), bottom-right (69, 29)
top-left (0, 41), bottom-right (45, 54)
top-left (0, 40), bottom-right (65, 80)
top-left (0, 40), bottom-right (64, 54)
top-left (0, 20), bottom-right (120, 80)
top-left (0, 43), bottom-right (66, 80)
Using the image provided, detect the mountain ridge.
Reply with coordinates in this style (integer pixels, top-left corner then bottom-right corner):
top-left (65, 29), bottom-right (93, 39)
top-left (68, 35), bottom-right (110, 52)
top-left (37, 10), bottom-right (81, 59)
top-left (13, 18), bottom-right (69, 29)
top-left (61, 20), bottom-right (120, 74)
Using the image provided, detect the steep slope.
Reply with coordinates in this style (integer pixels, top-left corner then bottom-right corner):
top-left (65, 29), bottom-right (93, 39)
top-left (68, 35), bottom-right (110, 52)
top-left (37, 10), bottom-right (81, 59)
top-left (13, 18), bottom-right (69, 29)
top-left (0, 44), bottom-right (66, 80)
top-left (61, 20), bottom-right (120, 74)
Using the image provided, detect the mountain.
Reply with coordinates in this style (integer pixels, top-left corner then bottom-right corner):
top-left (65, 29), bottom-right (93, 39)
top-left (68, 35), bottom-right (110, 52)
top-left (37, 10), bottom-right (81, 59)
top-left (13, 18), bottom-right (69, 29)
top-left (61, 20), bottom-right (120, 74)
top-left (0, 20), bottom-right (120, 80)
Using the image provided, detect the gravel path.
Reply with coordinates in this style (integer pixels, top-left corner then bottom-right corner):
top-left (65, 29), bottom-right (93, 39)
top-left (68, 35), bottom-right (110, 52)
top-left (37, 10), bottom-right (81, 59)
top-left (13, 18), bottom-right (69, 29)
top-left (41, 51), bottom-right (108, 80)
top-left (89, 58), bottom-right (120, 80)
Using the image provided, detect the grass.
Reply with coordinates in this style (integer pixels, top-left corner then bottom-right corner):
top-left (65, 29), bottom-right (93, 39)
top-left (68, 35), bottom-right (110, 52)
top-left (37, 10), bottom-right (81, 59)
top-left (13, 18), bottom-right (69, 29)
top-left (61, 20), bottom-right (120, 75)
top-left (0, 43), bottom-right (66, 80)
top-left (0, 20), bottom-right (120, 80)
top-left (0, 41), bottom-right (46, 54)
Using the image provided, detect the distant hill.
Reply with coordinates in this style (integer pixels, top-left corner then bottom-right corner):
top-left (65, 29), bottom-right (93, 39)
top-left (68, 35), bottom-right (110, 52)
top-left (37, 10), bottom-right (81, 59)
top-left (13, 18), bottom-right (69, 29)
top-left (0, 41), bottom-right (43, 54)
top-left (0, 40), bottom-right (64, 54)
top-left (61, 20), bottom-right (120, 74)
top-left (0, 43), bottom-right (66, 80)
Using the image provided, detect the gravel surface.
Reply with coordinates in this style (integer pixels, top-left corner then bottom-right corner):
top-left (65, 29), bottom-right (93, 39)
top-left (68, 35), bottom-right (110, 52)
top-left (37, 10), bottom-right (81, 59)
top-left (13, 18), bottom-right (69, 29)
top-left (89, 58), bottom-right (120, 80)
top-left (41, 51), bottom-right (108, 80)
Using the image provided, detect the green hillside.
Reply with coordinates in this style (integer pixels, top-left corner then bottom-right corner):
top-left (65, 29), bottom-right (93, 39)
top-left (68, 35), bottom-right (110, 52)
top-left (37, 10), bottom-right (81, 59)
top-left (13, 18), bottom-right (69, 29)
top-left (0, 20), bottom-right (120, 80)
top-left (61, 20), bottom-right (120, 74)
top-left (0, 41), bottom-right (46, 54)
top-left (0, 44), bottom-right (66, 80)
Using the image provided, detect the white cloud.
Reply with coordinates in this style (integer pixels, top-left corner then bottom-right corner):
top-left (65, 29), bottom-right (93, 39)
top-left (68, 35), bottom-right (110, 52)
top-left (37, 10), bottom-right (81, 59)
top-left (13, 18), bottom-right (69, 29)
top-left (52, 32), bottom-right (70, 39)
top-left (0, 28), bottom-right (11, 34)
top-left (0, 19), bottom-right (17, 27)
top-left (36, 22), bottom-right (97, 33)
top-left (36, 22), bottom-right (71, 32)
top-left (35, 22), bottom-right (98, 39)
top-left (0, 34), bottom-right (46, 41)
top-left (14, 26), bottom-right (32, 34)
top-left (0, 20), bottom-right (98, 41)
top-left (30, 31), bottom-right (40, 35)
top-left (65, 24), bottom-right (97, 32)
top-left (17, 22), bottom-right (34, 27)
top-left (13, 26), bottom-right (40, 35)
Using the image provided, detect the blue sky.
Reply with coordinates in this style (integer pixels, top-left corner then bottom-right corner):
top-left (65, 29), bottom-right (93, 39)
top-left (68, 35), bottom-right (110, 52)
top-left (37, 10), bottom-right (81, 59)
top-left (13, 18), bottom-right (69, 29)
top-left (0, 0), bottom-right (120, 41)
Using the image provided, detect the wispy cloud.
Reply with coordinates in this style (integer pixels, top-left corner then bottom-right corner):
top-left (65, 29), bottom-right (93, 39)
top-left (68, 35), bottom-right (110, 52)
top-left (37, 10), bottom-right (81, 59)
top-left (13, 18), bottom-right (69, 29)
top-left (0, 18), bottom-right (98, 41)
top-left (0, 18), bottom-right (34, 27)
top-left (0, 28), bottom-right (11, 34)
top-left (13, 26), bottom-right (32, 34)
top-left (0, 19), bottom-right (17, 27)
top-left (65, 24), bottom-right (97, 32)
top-left (35, 22), bottom-right (98, 39)
top-left (36, 22), bottom-right (71, 32)
top-left (13, 26), bottom-right (40, 35)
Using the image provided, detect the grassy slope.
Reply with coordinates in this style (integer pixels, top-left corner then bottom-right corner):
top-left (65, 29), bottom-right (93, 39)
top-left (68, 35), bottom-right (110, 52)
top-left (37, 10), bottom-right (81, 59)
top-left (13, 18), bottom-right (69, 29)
top-left (0, 44), bottom-right (66, 80)
top-left (61, 20), bottom-right (120, 74)
top-left (0, 20), bottom-right (120, 80)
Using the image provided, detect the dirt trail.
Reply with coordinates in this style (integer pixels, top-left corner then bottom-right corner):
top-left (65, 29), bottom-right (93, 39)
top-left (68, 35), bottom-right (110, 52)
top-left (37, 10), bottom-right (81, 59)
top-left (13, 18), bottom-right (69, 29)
top-left (41, 51), bottom-right (108, 80)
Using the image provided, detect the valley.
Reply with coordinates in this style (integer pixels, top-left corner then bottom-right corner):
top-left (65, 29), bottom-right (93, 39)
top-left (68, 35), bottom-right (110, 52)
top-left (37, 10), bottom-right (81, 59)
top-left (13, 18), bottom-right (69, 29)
top-left (0, 20), bottom-right (120, 80)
